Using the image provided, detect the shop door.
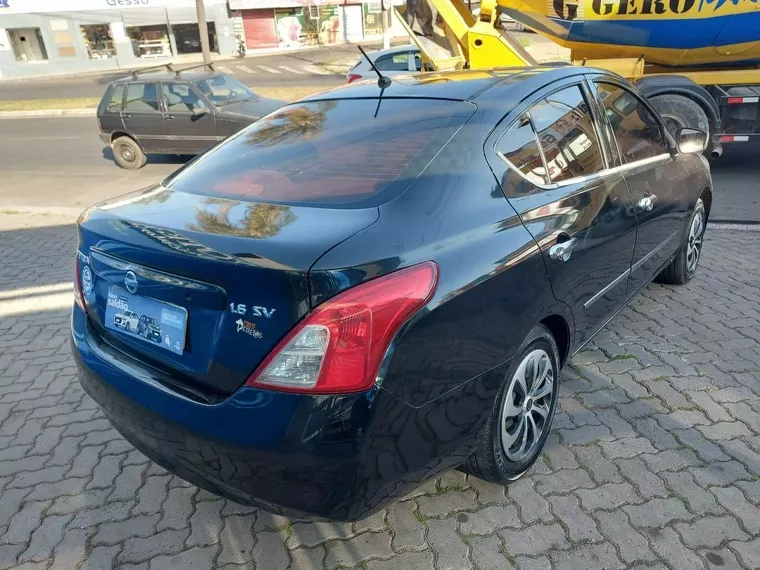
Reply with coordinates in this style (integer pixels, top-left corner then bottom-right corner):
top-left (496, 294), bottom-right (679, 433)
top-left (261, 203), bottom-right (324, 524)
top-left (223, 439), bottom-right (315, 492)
top-left (243, 10), bottom-right (278, 48)
top-left (343, 5), bottom-right (364, 42)
top-left (9, 29), bottom-right (48, 62)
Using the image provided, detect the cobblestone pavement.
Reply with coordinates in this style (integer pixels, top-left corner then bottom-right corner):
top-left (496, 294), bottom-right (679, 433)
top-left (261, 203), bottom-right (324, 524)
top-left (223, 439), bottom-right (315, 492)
top-left (2, 214), bottom-right (760, 570)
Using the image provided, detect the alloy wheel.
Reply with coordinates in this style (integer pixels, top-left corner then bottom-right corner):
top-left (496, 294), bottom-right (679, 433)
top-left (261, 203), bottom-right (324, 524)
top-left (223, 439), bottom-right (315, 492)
top-left (687, 204), bottom-right (704, 274)
top-left (500, 349), bottom-right (554, 462)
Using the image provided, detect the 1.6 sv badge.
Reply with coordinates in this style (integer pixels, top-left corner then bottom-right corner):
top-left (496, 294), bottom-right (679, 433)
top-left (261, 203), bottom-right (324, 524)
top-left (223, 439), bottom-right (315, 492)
top-left (229, 303), bottom-right (275, 318)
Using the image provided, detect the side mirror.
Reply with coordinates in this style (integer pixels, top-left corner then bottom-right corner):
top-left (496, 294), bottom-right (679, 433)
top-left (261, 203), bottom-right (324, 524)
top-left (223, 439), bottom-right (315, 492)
top-left (676, 127), bottom-right (708, 154)
top-left (192, 107), bottom-right (209, 117)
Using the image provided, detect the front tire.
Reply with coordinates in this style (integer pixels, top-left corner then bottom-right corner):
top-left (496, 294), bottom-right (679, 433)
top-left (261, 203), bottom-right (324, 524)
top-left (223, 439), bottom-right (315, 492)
top-left (113, 136), bottom-right (147, 170)
top-left (462, 324), bottom-right (559, 483)
top-left (657, 198), bottom-right (706, 285)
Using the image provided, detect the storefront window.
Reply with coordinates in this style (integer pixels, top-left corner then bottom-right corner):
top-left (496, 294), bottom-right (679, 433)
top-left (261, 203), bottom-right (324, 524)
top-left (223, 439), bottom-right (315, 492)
top-left (363, 2), bottom-right (383, 37)
top-left (127, 25), bottom-right (172, 58)
top-left (81, 25), bottom-right (116, 59)
top-left (275, 6), bottom-right (341, 48)
top-left (8, 28), bottom-right (49, 63)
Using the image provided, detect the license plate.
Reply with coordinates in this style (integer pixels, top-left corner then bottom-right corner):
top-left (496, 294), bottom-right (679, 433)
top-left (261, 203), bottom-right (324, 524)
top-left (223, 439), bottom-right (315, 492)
top-left (105, 286), bottom-right (188, 355)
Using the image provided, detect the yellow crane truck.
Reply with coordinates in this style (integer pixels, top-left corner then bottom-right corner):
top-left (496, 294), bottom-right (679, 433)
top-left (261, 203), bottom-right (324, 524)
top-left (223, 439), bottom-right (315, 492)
top-left (396, 0), bottom-right (760, 157)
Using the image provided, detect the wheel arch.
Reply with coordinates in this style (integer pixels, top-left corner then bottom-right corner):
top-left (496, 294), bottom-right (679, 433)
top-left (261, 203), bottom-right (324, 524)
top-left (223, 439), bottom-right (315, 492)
top-left (539, 310), bottom-right (573, 368)
top-left (700, 186), bottom-right (713, 221)
top-left (635, 75), bottom-right (720, 135)
top-left (111, 131), bottom-right (140, 148)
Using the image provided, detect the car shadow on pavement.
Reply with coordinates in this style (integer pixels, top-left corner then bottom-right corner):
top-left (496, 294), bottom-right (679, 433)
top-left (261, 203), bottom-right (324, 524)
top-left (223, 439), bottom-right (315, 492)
top-left (101, 147), bottom-right (193, 169)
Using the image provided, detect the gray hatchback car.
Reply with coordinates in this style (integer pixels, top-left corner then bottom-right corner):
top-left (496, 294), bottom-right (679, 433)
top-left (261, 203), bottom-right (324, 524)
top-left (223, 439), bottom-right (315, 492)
top-left (97, 68), bottom-right (283, 169)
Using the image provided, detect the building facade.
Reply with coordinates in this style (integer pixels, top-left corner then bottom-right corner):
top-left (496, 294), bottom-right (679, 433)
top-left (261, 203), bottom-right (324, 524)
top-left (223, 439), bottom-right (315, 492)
top-left (0, 0), bottom-right (236, 78)
top-left (229, 0), bottom-right (406, 51)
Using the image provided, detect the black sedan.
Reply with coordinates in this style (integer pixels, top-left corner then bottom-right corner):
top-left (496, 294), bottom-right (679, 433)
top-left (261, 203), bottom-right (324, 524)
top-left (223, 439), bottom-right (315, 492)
top-left (73, 66), bottom-right (711, 521)
top-left (97, 70), bottom-right (284, 169)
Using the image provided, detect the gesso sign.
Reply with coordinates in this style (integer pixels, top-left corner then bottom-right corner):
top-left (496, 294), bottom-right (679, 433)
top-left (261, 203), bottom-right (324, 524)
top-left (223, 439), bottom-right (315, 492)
top-left (587, 0), bottom-right (756, 16)
top-left (106, 0), bottom-right (150, 4)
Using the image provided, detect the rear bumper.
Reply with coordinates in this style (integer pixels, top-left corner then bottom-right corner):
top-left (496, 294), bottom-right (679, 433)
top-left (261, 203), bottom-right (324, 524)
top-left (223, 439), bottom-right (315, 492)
top-left (99, 133), bottom-right (110, 145)
top-left (71, 305), bottom-right (487, 520)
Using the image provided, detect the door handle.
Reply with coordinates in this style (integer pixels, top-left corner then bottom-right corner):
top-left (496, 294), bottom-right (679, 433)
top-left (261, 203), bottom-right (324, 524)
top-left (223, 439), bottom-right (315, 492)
top-left (165, 114), bottom-right (175, 120)
top-left (638, 194), bottom-right (657, 211)
top-left (121, 113), bottom-right (131, 119)
top-left (548, 237), bottom-right (577, 262)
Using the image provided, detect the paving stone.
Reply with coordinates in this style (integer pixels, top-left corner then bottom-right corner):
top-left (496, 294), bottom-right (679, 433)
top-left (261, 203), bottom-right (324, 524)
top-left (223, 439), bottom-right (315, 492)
top-left (185, 499), bottom-right (224, 548)
top-left (594, 408), bottom-right (637, 438)
top-left (287, 520), bottom-right (354, 549)
top-left (217, 514), bottom-right (255, 566)
top-left (640, 448), bottom-right (701, 473)
top-left (697, 421), bottom-right (752, 441)
top-left (600, 437), bottom-right (657, 459)
top-left (355, 508), bottom-right (387, 534)
top-left (18, 513), bottom-right (73, 563)
top-left (86, 454), bottom-right (123, 490)
top-left (594, 511), bottom-right (656, 563)
top-left (724, 402), bottom-right (760, 431)
top-left (686, 392), bottom-right (732, 423)
top-left (2, 500), bottom-right (49, 544)
top-left (655, 410), bottom-right (711, 430)
top-left (616, 399), bottom-right (667, 419)
top-left (615, 457), bottom-right (669, 499)
top-left (418, 489), bottom-right (477, 518)
top-left (93, 514), bottom-right (160, 545)
top-left (558, 424), bottom-right (613, 446)
top-left (661, 472), bottom-right (723, 515)
top-left (609, 373), bottom-right (650, 399)
top-left (512, 555), bottom-right (551, 570)
top-left (150, 546), bottom-right (217, 570)
top-left (364, 550), bottom-right (436, 570)
top-left (80, 546), bottom-right (120, 570)
top-left (158, 486), bottom-right (195, 531)
top-left (631, 417), bottom-right (680, 450)
top-left (387, 500), bottom-right (426, 552)
top-left (674, 516), bottom-right (748, 548)
top-left (574, 445), bottom-right (623, 483)
top-left (67, 500), bottom-right (131, 529)
top-left (736, 479), bottom-right (760, 503)
top-left (581, 388), bottom-right (630, 408)
top-left (550, 542), bottom-right (624, 570)
top-left (542, 433), bottom-right (579, 470)
top-left (499, 524), bottom-right (570, 557)
top-left (575, 482), bottom-right (643, 511)
top-left (699, 547), bottom-right (742, 570)
top-left (729, 537), bottom-right (760, 570)
top-left (623, 498), bottom-right (692, 528)
top-left (675, 429), bottom-right (732, 463)
top-left (647, 527), bottom-right (706, 570)
top-left (25, 478), bottom-right (89, 502)
top-left (467, 477), bottom-right (506, 505)
top-left (133, 475), bottom-right (170, 515)
top-left (648, 380), bottom-right (691, 410)
top-left (690, 460), bottom-right (753, 487)
top-left (719, 439), bottom-right (760, 476)
top-left (547, 494), bottom-right (601, 542)
top-left (468, 535), bottom-right (512, 570)
top-left (324, 531), bottom-right (395, 570)
top-left (252, 531), bottom-right (289, 570)
top-left (711, 486), bottom-right (760, 534)
top-left (533, 468), bottom-right (595, 496)
top-left (507, 479), bottom-right (554, 524)
top-left (0, 544), bottom-right (24, 570)
top-left (287, 546), bottom-right (326, 570)
top-left (708, 387), bottom-right (760, 403)
top-left (118, 528), bottom-right (190, 564)
top-left (459, 504), bottom-right (520, 535)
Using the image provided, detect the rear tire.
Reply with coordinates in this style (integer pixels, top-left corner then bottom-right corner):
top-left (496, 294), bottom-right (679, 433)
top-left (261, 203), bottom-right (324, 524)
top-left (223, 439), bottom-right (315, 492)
top-left (657, 198), bottom-right (706, 285)
top-left (113, 136), bottom-right (147, 170)
top-left (649, 94), bottom-right (710, 138)
top-left (462, 324), bottom-right (559, 483)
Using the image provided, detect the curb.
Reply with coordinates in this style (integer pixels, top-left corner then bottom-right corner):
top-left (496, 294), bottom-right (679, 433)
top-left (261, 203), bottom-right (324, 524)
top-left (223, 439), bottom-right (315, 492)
top-left (0, 108), bottom-right (97, 118)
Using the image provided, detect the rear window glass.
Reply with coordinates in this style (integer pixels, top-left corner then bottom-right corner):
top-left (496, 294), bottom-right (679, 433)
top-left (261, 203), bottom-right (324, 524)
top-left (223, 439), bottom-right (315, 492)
top-left (167, 98), bottom-right (473, 207)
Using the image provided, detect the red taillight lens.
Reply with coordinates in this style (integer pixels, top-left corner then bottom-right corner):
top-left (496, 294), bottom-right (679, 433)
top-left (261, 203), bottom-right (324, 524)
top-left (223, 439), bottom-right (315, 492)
top-left (247, 262), bottom-right (439, 394)
top-left (347, 73), bottom-right (362, 83)
top-left (74, 254), bottom-right (89, 312)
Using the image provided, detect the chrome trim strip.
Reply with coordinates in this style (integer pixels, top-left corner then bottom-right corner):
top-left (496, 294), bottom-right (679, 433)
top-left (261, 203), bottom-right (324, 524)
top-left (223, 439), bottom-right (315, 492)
top-left (496, 151), bottom-right (671, 190)
top-left (584, 268), bottom-right (631, 310)
top-left (631, 230), bottom-right (680, 273)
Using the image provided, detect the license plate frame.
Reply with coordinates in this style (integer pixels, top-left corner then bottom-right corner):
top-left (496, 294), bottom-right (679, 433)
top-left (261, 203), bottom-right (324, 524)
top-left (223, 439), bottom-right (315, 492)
top-left (105, 286), bottom-right (188, 355)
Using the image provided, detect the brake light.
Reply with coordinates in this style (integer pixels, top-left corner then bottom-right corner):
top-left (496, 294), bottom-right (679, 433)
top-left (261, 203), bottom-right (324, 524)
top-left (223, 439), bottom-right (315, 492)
top-left (74, 255), bottom-right (87, 311)
top-left (247, 262), bottom-right (439, 394)
top-left (347, 73), bottom-right (362, 83)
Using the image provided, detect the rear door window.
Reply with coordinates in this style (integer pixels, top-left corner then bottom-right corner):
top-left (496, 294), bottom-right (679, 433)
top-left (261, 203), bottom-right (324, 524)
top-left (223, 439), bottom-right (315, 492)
top-left (595, 82), bottom-right (668, 163)
top-left (167, 98), bottom-right (474, 207)
top-left (107, 84), bottom-right (125, 112)
top-left (125, 83), bottom-right (160, 113)
top-left (496, 113), bottom-right (547, 185)
top-left (375, 52), bottom-right (411, 71)
top-left (529, 85), bottom-right (606, 183)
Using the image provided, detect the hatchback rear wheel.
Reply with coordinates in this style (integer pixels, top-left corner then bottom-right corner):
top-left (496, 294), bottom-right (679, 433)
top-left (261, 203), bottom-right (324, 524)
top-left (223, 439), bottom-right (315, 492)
top-left (113, 136), bottom-right (147, 170)
top-left (462, 324), bottom-right (559, 483)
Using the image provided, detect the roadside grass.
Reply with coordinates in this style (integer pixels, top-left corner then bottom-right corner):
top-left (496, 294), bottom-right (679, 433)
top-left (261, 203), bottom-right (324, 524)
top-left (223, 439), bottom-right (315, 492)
top-left (0, 85), bottom-right (330, 113)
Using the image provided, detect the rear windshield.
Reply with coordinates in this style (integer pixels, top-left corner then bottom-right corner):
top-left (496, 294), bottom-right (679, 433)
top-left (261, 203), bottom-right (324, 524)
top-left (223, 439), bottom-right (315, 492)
top-left (167, 98), bottom-right (474, 207)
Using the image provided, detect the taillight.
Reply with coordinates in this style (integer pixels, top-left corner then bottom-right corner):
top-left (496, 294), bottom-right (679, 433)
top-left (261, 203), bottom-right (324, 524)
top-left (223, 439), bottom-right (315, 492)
top-left (247, 262), bottom-right (439, 394)
top-left (347, 73), bottom-right (362, 83)
top-left (74, 254), bottom-right (88, 312)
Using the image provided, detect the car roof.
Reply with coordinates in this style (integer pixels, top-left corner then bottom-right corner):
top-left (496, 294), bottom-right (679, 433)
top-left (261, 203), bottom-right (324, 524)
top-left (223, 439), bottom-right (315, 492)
top-left (304, 65), bottom-right (596, 103)
top-left (111, 71), bottom-right (224, 84)
top-left (366, 44), bottom-right (418, 59)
